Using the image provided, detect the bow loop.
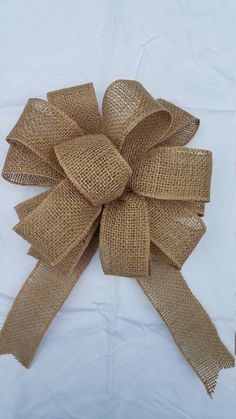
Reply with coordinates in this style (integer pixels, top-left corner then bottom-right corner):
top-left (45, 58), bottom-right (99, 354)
top-left (2, 141), bottom-right (63, 186)
top-left (131, 146), bottom-right (212, 202)
top-left (47, 83), bottom-right (102, 134)
top-left (14, 179), bottom-right (101, 267)
top-left (156, 99), bottom-right (200, 146)
top-left (102, 80), bottom-right (172, 165)
top-left (55, 134), bottom-right (132, 206)
top-left (6, 98), bottom-right (82, 171)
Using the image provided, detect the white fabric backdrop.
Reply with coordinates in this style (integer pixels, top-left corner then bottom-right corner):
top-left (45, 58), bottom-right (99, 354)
top-left (0, 1), bottom-right (235, 418)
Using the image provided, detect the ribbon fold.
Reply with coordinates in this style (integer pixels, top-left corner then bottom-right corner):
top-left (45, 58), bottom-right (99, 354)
top-left (1, 80), bottom-right (234, 396)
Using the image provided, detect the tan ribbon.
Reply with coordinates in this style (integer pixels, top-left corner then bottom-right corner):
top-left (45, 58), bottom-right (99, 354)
top-left (0, 80), bottom-right (234, 396)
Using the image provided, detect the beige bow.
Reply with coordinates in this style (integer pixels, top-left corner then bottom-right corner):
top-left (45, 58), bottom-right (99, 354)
top-left (0, 80), bottom-right (234, 396)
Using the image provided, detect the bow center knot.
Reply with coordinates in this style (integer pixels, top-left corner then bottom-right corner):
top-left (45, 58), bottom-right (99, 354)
top-left (54, 133), bottom-right (132, 207)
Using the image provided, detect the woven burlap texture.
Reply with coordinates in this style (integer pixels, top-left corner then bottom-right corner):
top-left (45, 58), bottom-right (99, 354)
top-left (1, 80), bottom-right (234, 396)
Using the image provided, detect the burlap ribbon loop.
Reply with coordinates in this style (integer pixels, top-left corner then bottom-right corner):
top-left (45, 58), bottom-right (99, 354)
top-left (131, 146), bottom-right (212, 201)
top-left (55, 134), bottom-right (132, 206)
top-left (0, 80), bottom-right (234, 396)
top-left (102, 80), bottom-right (172, 152)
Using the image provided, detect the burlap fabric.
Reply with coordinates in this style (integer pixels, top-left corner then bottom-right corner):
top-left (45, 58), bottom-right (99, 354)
top-left (0, 80), bottom-right (234, 396)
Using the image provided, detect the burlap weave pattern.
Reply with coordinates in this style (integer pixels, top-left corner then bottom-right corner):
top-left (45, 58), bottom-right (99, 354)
top-left (137, 245), bottom-right (233, 396)
top-left (0, 79), bottom-right (234, 396)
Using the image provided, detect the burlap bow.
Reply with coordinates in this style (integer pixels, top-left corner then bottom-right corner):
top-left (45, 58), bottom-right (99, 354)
top-left (0, 80), bottom-right (234, 396)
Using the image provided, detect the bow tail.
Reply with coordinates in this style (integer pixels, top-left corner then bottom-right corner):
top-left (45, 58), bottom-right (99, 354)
top-left (137, 245), bottom-right (234, 397)
top-left (0, 232), bottom-right (98, 368)
top-left (0, 179), bottom-right (101, 367)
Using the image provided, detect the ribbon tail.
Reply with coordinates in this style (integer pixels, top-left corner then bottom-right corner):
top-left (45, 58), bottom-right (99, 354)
top-left (136, 246), bottom-right (234, 397)
top-left (0, 233), bottom-right (98, 368)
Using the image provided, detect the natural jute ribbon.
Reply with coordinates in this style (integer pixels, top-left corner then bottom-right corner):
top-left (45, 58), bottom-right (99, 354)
top-left (0, 80), bottom-right (234, 396)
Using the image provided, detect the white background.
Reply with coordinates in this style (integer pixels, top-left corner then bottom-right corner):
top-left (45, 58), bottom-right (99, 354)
top-left (0, 1), bottom-right (235, 418)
